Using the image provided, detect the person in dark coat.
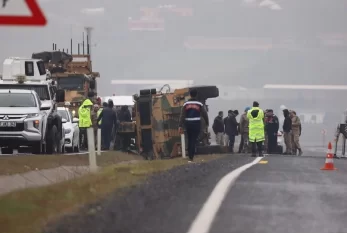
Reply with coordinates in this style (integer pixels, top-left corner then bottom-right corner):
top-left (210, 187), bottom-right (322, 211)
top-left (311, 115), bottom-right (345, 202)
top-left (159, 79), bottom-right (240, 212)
top-left (212, 111), bottom-right (225, 145)
top-left (97, 100), bottom-right (117, 150)
top-left (265, 109), bottom-right (279, 154)
top-left (118, 106), bottom-right (132, 151)
top-left (224, 110), bottom-right (239, 153)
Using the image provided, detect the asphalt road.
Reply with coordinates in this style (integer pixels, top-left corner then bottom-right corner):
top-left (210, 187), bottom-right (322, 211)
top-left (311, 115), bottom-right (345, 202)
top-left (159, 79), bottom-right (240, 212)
top-left (45, 153), bottom-right (347, 233)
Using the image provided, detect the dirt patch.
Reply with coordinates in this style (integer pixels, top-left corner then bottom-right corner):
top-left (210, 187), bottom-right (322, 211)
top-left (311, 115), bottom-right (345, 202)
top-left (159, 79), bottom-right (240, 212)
top-left (0, 154), bottom-right (224, 233)
top-left (0, 152), bottom-right (142, 175)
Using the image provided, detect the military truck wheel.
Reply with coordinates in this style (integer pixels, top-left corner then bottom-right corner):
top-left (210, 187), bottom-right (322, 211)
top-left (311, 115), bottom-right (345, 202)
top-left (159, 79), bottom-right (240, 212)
top-left (191, 86), bottom-right (219, 99)
top-left (32, 142), bottom-right (42, 154)
top-left (46, 125), bottom-right (58, 154)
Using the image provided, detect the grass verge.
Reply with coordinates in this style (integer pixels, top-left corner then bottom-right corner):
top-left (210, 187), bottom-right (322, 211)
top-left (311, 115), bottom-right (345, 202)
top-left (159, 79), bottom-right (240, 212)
top-left (0, 154), bottom-right (223, 233)
top-left (0, 152), bottom-right (142, 175)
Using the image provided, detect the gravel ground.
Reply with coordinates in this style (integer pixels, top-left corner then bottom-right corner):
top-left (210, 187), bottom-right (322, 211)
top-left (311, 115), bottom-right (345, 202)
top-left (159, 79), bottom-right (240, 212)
top-left (44, 155), bottom-right (254, 233)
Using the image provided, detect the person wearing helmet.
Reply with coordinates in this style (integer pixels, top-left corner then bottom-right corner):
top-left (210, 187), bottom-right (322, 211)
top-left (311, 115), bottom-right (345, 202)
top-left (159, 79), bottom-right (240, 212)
top-left (247, 101), bottom-right (265, 157)
top-left (238, 107), bottom-right (251, 153)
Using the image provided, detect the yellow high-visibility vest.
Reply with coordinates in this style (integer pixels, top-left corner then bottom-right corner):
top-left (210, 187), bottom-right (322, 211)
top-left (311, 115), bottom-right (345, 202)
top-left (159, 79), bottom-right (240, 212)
top-left (247, 107), bottom-right (265, 142)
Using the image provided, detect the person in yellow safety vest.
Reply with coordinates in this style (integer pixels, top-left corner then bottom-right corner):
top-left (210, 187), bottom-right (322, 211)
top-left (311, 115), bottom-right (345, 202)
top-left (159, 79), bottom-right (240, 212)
top-left (247, 101), bottom-right (265, 157)
top-left (78, 98), bottom-right (93, 149)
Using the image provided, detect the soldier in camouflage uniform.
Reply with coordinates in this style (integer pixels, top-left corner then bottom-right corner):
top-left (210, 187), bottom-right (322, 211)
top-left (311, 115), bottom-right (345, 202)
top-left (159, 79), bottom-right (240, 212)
top-left (290, 110), bottom-right (303, 155)
top-left (91, 104), bottom-right (100, 148)
top-left (238, 107), bottom-right (250, 153)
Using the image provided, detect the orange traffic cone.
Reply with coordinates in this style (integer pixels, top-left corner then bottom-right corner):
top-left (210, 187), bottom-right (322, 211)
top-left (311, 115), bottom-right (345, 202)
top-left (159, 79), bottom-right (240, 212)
top-left (321, 142), bottom-right (337, 171)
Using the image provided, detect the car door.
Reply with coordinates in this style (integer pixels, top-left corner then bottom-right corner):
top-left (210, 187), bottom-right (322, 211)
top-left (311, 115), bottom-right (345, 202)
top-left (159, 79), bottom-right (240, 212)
top-left (70, 110), bottom-right (79, 144)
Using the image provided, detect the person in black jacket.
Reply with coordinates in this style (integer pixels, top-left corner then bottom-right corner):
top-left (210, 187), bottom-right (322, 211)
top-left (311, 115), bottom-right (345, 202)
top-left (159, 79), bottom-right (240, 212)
top-left (178, 89), bottom-right (209, 162)
top-left (265, 109), bottom-right (279, 154)
top-left (212, 111), bottom-right (224, 145)
top-left (282, 109), bottom-right (292, 154)
top-left (118, 106), bottom-right (132, 151)
top-left (224, 110), bottom-right (239, 153)
top-left (97, 100), bottom-right (118, 150)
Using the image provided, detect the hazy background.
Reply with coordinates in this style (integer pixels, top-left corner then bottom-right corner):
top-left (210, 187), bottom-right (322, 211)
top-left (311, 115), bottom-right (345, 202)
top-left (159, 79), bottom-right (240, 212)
top-left (1, 0), bottom-right (347, 146)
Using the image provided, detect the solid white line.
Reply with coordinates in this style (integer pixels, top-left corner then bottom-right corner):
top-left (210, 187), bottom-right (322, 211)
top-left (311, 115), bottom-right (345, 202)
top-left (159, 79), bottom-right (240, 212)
top-left (186, 157), bottom-right (263, 233)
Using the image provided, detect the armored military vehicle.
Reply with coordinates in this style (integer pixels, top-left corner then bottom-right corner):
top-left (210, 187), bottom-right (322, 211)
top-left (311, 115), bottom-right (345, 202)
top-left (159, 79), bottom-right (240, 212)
top-left (31, 51), bottom-right (100, 116)
top-left (128, 85), bottom-right (224, 159)
top-left (0, 57), bottom-right (66, 154)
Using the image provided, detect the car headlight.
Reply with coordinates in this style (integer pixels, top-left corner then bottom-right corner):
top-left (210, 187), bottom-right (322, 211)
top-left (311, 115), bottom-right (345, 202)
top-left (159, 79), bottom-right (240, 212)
top-left (33, 120), bottom-right (40, 129)
top-left (27, 113), bottom-right (39, 118)
top-left (65, 128), bottom-right (71, 134)
top-left (72, 110), bottom-right (76, 116)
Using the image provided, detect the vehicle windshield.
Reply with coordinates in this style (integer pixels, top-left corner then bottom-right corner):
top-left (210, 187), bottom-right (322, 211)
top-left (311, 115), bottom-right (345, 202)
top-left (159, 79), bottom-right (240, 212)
top-left (57, 76), bottom-right (84, 90)
top-left (0, 93), bottom-right (37, 107)
top-left (0, 84), bottom-right (50, 101)
top-left (57, 110), bottom-right (70, 122)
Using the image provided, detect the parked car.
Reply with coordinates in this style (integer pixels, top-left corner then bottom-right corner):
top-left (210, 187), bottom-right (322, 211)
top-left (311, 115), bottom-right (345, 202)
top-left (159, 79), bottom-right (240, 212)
top-left (57, 107), bottom-right (79, 153)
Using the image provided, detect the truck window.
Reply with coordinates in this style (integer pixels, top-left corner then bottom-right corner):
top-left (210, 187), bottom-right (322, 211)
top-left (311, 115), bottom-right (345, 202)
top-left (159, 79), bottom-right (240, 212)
top-left (37, 61), bottom-right (46, 76)
top-left (0, 93), bottom-right (37, 107)
top-left (0, 84), bottom-right (50, 101)
top-left (25, 61), bottom-right (34, 76)
top-left (57, 76), bottom-right (84, 90)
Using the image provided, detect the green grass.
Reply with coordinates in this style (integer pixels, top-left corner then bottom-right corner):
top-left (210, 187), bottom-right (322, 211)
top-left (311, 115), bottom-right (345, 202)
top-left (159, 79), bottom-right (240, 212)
top-left (0, 154), bottom-right (224, 233)
top-left (0, 152), bottom-right (142, 175)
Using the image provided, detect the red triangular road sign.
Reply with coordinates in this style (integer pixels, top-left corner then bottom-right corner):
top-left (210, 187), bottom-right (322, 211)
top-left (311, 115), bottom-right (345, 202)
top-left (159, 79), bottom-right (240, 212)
top-left (0, 0), bottom-right (46, 26)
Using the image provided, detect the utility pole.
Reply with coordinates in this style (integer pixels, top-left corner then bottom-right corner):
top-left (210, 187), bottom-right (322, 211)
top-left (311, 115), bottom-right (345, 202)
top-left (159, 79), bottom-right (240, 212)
top-left (85, 26), bottom-right (93, 59)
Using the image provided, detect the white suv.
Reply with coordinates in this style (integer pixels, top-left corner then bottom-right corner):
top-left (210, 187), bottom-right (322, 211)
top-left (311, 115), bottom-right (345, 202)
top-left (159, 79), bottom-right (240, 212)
top-left (57, 107), bottom-right (80, 152)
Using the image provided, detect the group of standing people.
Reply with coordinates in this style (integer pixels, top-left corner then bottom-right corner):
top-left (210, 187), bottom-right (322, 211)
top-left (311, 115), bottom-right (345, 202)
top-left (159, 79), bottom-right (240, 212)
top-left (212, 101), bottom-right (303, 156)
top-left (78, 96), bottom-right (132, 151)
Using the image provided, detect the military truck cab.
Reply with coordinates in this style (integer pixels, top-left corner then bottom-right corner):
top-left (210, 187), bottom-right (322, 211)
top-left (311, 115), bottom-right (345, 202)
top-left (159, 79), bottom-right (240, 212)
top-left (0, 57), bottom-right (66, 154)
top-left (31, 52), bottom-right (100, 113)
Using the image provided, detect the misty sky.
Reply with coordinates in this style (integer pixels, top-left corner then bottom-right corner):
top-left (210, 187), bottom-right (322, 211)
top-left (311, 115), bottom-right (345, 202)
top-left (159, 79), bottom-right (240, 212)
top-left (1, 0), bottom-right (346, 94)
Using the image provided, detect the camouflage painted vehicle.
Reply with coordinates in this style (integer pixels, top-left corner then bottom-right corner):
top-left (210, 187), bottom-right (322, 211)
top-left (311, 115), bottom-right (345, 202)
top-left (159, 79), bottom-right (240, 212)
top-left (31, 51), bottom-right (100, 115)
top-left (131, 85), bottom-right (224, 160)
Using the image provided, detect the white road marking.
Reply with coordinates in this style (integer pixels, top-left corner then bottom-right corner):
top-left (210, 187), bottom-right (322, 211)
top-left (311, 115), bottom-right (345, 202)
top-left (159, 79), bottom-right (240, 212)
top-left (186, 157), bottom-right (263, 233)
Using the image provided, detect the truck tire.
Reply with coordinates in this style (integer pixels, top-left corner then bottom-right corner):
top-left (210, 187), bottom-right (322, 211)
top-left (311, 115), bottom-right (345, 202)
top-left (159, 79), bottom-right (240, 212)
top-left (1, 147), bottom-right (13, 154)
top-left (32, 142), bottom-right (42, 154)
top-left (46, 125), bottom-right (58, 154)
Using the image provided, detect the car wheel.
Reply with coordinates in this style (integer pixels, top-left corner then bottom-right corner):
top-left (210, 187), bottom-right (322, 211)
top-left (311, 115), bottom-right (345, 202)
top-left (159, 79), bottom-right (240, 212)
top-left (74, 141), bottom-right (80, 153)
top-left (1, 147), bottom-right (13, 154)
top-left (32, 142), bottom-right (42, 154)
top-left (66, 147), bottom-right (73, 153)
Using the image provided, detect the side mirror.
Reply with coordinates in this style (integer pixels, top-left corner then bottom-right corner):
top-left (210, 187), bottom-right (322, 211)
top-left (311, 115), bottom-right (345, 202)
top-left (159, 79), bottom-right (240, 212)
top-left (62, 118), bottom-right (67, 123)
top-left (56, 89), bottom-right (65, 103)
top-left (90, 79), bottom-right (96, 89)
top-left (72, 118), bottom-right (79, 123)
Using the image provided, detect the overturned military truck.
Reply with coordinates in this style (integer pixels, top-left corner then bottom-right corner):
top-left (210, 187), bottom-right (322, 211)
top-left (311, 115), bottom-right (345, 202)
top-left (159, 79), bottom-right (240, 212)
top-left (120, 85), bottom-right (226, 159)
